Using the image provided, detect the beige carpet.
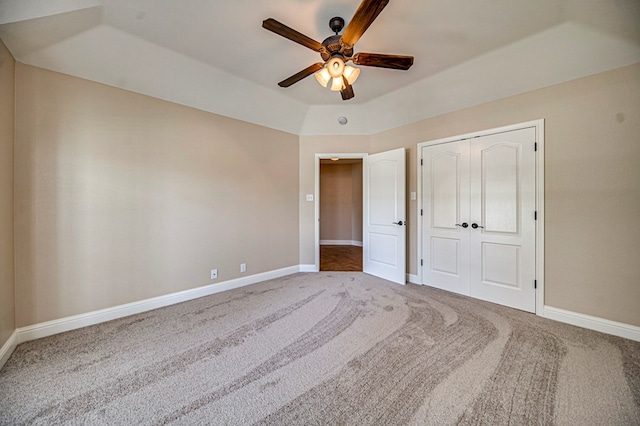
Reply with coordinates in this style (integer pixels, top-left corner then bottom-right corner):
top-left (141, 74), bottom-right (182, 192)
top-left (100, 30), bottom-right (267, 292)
top-left (1, 272), bottom-right (639, 425)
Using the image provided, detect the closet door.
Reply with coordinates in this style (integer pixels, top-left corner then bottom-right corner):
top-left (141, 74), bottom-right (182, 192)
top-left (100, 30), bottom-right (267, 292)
top-left (420, 126), bottom-right (537, 313)
top-left (468, 128), bottom-right (537, 312)
top-left (421, 141), bottom-right (470, 295)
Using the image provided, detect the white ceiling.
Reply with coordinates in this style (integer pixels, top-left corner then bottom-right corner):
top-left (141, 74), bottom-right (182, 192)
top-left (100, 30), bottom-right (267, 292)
top-left (1, 0), bottom-right (639, 135)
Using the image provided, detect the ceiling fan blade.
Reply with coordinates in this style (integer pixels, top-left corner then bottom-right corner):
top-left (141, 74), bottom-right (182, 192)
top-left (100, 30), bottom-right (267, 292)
top-left (340, 76), bottom-right (355, 100)
top-left (352, 52), bottom-right (414, 70)
top-left (341, 0), bottom-right (389, 47)
top-left (278, 63), bottom-right (325, 87)
top-left (263, 18), bottom-right (323, 52)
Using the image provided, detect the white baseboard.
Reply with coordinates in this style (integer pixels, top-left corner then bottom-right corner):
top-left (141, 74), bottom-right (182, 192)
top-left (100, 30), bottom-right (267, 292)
top-left (15, 265), bottom-right (303, 346)
top-left (0, 329), bottom-right (18, 370)
top-left (299, 264), bottom-right (318, 273)
top-left (406, 274), bottom-right (419, 284)
top-left (320, 240), bottom-right (363, 247)
top-left (543, 306), bottom-right (640, 342)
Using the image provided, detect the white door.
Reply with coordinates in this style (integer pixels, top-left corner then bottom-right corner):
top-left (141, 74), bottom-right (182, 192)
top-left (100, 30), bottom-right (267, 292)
top-left (469, 128), bottom-right (536, 312)
top-left (421, 140), bottom-right (470, 295)
top-left (363, 148), bottom-right (406, 284)
top-left (421, 127), bottom-right (537, 312)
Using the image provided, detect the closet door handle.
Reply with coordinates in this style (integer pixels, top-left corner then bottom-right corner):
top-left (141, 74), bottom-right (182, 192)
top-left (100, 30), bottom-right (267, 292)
top-left (392, 220), bottom-right (404, 226)
top-left (455, 223), bottom-right (468, 228)
top-left (471, 223), bottom-right (484, 229)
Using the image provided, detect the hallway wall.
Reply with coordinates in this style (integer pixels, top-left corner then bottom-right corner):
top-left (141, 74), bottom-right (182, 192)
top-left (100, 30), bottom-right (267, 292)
top-left (0, 40), bottom-right (15, 350)
top-left (319, 162), bottom-right (362, 245)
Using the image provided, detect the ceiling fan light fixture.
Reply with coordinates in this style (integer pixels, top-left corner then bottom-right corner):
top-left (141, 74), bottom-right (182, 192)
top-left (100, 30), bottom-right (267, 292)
top-left (330, 77), bottom-right (345, 91)
top-left (327, 56), bottom-right (345, 78)
top-left (343, 65), bottom-right (360, 85)
top-left (314, 67), bottom-right (331, 87)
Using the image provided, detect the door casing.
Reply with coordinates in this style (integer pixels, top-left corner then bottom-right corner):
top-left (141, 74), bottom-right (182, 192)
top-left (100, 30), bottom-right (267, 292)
top-left (417, 120), bottom-right (545, 314)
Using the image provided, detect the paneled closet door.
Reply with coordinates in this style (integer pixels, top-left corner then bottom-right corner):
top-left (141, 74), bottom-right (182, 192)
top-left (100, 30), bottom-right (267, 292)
top-left (421, 141), bottom-right (470, 295)
top-left (421, 127), bottom-right (537, 313)
top-left (468, 128), bottom-right (537, 312)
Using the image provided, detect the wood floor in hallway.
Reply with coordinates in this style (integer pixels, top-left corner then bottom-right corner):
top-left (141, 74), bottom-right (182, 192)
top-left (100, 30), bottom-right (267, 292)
top-left (320, 245), bottom-right (363, 271)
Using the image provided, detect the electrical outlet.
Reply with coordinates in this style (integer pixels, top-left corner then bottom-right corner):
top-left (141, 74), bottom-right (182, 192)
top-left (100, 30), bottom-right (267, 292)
top-left (210, 269), bottom-right (218, 280)
top-left (240, 263), bottom-right (246, 273)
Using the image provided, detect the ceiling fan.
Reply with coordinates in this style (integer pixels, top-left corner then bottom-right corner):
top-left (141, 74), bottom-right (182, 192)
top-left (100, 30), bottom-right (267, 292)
top-left (262, 0), bottom-right (414, 101)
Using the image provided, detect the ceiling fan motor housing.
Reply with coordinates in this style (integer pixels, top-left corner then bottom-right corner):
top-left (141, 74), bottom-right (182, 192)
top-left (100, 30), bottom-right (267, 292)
top-left (321, 34), bottom-right (353, 60)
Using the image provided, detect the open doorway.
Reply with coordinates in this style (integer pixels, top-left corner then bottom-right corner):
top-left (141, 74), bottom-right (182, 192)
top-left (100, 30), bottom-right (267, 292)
top-left (319, 158), bottom-right (363, 271)
top-left (314, 150), bottom-right (406, 282)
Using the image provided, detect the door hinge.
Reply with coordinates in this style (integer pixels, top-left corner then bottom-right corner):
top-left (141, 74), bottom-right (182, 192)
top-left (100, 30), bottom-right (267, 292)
top-left (420, 259), bottom-right (423, 266)
top-left (534, 279), bottom-right (537, 289)
top-left (534, 142), bottom-right (538, 151)
top-left (420, 209), bottom-right (423, 216)
top-left (420, 158), bottom-right (423, 166)
top-left (534, 211), bottom-right (537, 220)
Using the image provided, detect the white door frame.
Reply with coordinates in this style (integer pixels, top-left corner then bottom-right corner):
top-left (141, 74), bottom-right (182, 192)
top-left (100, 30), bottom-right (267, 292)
top-left (314, 153), bottom-right (368, 272)
top-left (417, 120), bottom-right (545, 314)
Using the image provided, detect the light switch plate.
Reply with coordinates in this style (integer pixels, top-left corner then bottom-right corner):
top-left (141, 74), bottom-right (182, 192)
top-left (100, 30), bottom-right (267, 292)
top-left (306, 194), bottom-right (314, 202)
top-left (411, 192), bottom-right (417, 200)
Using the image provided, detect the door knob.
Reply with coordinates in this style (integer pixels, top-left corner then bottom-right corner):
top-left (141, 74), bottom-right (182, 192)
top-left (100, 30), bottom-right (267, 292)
top-left (471, 223), bottom-right (485, 229)
top-left (392, 220), bottom-right (404, 226)
top-left (455, 222), bottom-right (469, 228)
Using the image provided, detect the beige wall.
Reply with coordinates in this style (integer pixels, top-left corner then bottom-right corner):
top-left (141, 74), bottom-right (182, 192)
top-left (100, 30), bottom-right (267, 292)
top-left (14, 64), bottom-right (300, 327)
top-left (319, 162), bottom-right (362, 243)
top-left (370, 62), bottom-right (640, 326)
top-left (0, 41), bottom-right (15, 347)
top-left (6, 57), bottom-right (640, 333)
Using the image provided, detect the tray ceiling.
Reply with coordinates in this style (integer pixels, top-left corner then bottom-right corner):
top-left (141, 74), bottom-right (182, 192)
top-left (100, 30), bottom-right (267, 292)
top-left (1, 0), bottom-right (639, 134)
